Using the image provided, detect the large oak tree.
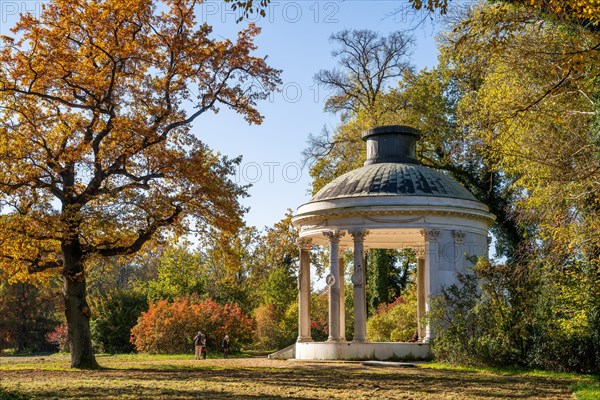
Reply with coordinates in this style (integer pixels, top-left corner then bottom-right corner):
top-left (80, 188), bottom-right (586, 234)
top-left (0, 0), bottom-right (280, 368)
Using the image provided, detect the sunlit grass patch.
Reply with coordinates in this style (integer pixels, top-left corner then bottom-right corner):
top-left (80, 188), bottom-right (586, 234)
top-left (572, 380), bottom-right (600, 400)
top-left (420, 362), bottom-right (595, 379)
top-left (420, 362), bottom-right (599, 400)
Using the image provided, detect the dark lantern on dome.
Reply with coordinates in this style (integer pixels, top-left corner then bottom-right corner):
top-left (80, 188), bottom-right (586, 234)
top-left (362, 125), bottom-right (421, 166)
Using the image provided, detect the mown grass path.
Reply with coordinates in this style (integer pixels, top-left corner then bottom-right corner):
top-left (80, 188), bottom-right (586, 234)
top-left (0, 354), bottom-right (594, 399)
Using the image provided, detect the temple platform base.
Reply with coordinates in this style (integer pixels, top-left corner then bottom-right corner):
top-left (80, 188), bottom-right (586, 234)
top-left (294, 341), bottom-right (432, 361)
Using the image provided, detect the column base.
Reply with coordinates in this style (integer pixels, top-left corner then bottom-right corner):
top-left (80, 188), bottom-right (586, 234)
top-left (297, 336), bottom-right (313, 343)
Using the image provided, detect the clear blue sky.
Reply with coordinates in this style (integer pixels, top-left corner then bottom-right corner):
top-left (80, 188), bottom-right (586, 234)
top-left (193, 1), bottom-right (448, 230)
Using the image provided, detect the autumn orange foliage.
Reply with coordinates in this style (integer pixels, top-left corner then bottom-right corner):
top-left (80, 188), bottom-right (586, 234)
top-left (131, 296), bottom-right (253, 354)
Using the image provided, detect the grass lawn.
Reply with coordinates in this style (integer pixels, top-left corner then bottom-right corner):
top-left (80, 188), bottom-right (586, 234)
top-left (0, 354), bottom-right (597, 399)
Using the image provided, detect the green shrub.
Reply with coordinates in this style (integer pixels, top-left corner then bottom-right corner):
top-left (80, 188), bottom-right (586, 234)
top-left (429, 260), bottom-right (534, 367)
top-left (367, 284), bottom-right (417, 342)
top-left (91, 290), bottom-right (148, 353)
top-left (429, 258), bottom-right (600, 373)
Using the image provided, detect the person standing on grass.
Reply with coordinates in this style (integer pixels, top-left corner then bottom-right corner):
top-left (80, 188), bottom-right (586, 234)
top-left (193, 331), bottom-right (203, 360)
top-left (201, 333), bottom-right (207, 360)
top-left (222, 334), bottom-right (230, 359)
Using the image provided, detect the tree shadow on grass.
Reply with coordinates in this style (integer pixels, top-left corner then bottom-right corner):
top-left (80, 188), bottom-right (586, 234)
top-left (27, 386), bottom-right (313, 400)
top-left (1, 362), bottom-right (574, 399)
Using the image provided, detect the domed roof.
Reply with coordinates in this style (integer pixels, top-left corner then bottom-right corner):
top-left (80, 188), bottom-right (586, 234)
top-left (311, 162), bottom-right (478, 202)
top-left (294, 126), bottom-right (494, 247)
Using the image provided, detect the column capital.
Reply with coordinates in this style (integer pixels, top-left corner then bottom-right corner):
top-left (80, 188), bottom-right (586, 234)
top-left (420, 229), bottom-right (440, 242)
top-left (323, 230), bottom-right (345, 243)
top-left (414, 246), bottom-right (426, 258)
top-left (349, 229), bottom-right (369, 241)
top-left (452, 230), bottom-right (465, 244)
top-left (296, 237), bottom-right (313, 250)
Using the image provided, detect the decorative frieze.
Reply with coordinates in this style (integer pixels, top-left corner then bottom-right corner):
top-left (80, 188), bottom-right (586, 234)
top-left (364, 216), bottom-right (424, 224)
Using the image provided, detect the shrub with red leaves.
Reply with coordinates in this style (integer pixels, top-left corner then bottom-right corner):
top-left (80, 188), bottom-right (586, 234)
top-left (131, 295), bottom-right (253, 354)
top-left (46, 324), bottom-right (69, 352)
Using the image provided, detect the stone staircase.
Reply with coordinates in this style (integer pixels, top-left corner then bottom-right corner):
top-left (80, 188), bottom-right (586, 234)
top-left (268, 343), bottom-right (296, 360)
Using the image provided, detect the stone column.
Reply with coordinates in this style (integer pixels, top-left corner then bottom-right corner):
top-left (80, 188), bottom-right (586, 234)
top-left (297, 237), bottom-right (313, 342)
top-left (420, 228), bottom-right (440, 342)
top-left (416, 248), bottom-right (426, 341)
top-left (324, 231), bottom-right (344, 342)
top-left (349, 229), bottom-right (369, 342)
top-left (339, 253), bottom-right (346, 341)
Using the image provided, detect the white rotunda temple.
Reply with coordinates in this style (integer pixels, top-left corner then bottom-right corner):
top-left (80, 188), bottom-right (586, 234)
top-left (291, 125), bottom-right (495, 361)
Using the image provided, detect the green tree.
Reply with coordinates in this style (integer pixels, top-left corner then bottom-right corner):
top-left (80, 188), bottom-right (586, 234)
top-left (440, 2), bottom-right (599, 262)
top-left (248, 211), bottom-right (307, 348)
top-left (147, 245), bottom-right (206, 301)
top-left (367, 250), bottom-right (395, 314)
top-left (366, 249), bottom-right (416, 315)
top-left (261, 266), bottom-right (296, 315)
top-left (200, 226), bottom-right (259, 311)
top-left (86, 249), bottom-right (162, 298)
top-left (305, 4), bottom-right (598, 373)
top-left (426, 1), bottom-right (599, 372)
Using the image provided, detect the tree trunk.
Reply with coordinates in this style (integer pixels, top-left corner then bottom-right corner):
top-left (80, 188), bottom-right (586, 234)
top-left (62, 239), bottom-right (99, 369)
